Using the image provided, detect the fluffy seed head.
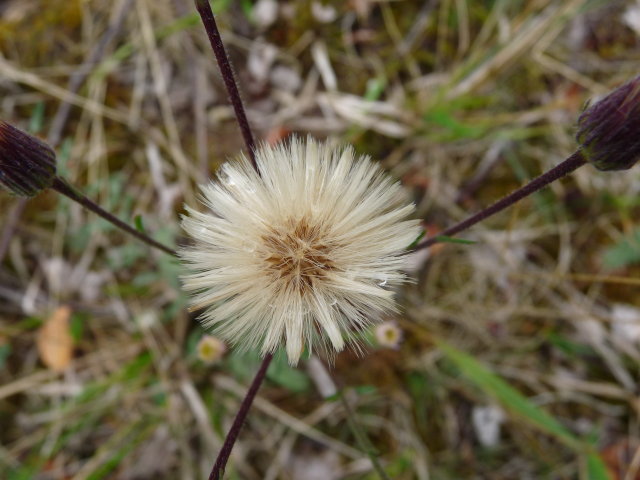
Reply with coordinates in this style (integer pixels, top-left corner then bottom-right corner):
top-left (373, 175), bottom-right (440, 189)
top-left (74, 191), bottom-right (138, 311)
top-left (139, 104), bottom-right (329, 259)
top-left (0, 121), bottom-right (56, 196)
top-left (180, 137), bottom-right (420, 365)
top-left (576, 75), bottom-right (640, 171)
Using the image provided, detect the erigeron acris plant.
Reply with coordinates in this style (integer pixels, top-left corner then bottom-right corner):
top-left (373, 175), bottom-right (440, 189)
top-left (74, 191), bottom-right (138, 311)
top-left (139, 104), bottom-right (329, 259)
top-left (1, 2), bottom-right (639, 479)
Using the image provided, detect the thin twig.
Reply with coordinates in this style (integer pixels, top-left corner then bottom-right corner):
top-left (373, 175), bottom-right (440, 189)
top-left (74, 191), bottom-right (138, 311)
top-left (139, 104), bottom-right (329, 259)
top-left (414, 150), bottom-right (586, 251)
top-left (51, 177), bottom-right (175, 256)
top-left (209, 354), bottom-right (273, 480)
top-left (194, 0), bottom-right (257, 169)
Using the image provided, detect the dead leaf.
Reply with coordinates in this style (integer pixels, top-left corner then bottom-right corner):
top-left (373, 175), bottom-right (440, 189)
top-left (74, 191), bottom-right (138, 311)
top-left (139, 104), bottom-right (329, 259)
top-left (600, 438), bottom-right (640, 480)
top-left (37, 305), bottom-right (73, 372)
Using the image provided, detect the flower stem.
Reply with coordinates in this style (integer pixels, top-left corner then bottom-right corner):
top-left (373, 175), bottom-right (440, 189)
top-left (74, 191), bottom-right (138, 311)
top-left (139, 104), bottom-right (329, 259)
top-left (192, 4), bottom-right (270, 478)
top-left (339, 391), bottom-right (392, 480)
top-left (414, 150), bottom-right (587, 251)
top-left (209, 353), bottom-right (273, 480)
top-left (51, 177), bottom-right (175, 256)
top-left (194, 0), bottom-right (257, 170)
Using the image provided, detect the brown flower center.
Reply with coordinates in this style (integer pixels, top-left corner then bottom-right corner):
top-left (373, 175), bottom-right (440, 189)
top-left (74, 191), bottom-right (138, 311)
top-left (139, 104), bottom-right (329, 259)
top-left (261, 217), bottom-right (334, 291)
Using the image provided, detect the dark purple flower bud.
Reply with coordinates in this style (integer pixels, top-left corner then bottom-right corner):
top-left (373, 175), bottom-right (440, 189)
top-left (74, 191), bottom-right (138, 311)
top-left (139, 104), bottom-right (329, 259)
top-left (0, 121), bottom-right (56, 196)
top-left (576, 76), bottom-right (640, 171)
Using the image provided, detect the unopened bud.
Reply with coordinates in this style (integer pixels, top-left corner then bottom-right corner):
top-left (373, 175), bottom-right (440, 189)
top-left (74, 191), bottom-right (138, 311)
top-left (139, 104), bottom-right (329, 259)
top-left (576, 76), bottom-right (640, 171)
top-left (0, 121), bottom-right (56, 196)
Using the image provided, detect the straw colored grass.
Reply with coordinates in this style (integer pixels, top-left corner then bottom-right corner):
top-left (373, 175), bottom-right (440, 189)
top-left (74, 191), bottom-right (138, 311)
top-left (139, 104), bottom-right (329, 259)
top-left (1, 1), bottom-right (639, 478)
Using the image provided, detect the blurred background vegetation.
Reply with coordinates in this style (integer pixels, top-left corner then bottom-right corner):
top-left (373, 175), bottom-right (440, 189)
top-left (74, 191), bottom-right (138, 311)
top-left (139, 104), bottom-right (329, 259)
top-left (1, 0), bottom-right (640, 478)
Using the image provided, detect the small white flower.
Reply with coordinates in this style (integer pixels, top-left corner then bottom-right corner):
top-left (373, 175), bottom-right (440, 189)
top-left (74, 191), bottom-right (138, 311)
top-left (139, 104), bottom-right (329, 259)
top-left (374, 320), bottom-right (403, 349)
top-left (196, 335), bottom-right (227, 364)
top-left (180, 137), bottom-right (419, 365)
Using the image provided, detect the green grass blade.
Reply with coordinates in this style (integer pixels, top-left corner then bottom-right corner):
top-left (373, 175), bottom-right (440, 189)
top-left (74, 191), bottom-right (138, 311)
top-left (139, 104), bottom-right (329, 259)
top-left (437, 340), bottom-right (580, 449)
top-left (584, 452), bottom-right (612, 480)
top-left (434, 236), bottom-right (477, 245)
top-left (438, 340), bottom-right (611, 479)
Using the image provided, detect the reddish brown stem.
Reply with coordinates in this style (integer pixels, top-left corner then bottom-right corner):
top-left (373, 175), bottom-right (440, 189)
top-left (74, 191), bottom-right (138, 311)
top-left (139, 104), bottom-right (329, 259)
top-left (193, 3), bottom-right (269, 478)
top-left (209, 354), bottom-right (273, 480)
top-left (52, 177), bottom-right (175, 256)
top-left (194, 0), bottom-right (257, 170)
top-left (414, 150), bottom-right (587, 251)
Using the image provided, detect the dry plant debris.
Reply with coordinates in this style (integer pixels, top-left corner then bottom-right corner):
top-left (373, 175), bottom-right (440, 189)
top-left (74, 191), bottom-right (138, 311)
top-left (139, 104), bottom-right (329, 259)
top-left (1, 1), bottom-right (640, 479)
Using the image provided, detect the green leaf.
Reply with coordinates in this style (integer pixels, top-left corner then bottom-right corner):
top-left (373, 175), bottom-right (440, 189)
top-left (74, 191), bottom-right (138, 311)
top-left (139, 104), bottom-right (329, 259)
top-left (0, 343), bottom-right (11, 369)
top-left (423, 104), bottom-right (489, 141)
top-left (364, 77), bottom-right (386, 101)
top-left (407, 230), bottom-right (426, 249)
top-left (353, 384), bottom-right (377, 396)
top-left (107, 243), bottom-right (145, 270)
top-left (227, 349), bottom-right (261, 382)
top-left (585, 452), bottom-right (612, 480)
top-left (70, 313), bottom-right (86, 343)
top-left (185, 328), bottom-right (204, 358)
top-left (434, 235), bottom-right (477, 245)
top-left (324, 391), bottom-right (343, 402)
top-left (266, 350), bottom-right (311, 393)
top-left (602, 228), bottom-right (640, 269)
top-left (157, 229), bottom-right (181, 291)
top-left (132, 271), bottom-right (158, 287)
top-left (546, 332), bottom-right (594, 357)
top-left (134, 214), bottom-right (146, 233)
top-left (241, 0), bottom-right (253, 19)
top-left (56, 138), bottom-right (73, 177)
top-left (28, 102), bottom-right (45, 134)
top-left (8, 466), bottom-right (39, 480)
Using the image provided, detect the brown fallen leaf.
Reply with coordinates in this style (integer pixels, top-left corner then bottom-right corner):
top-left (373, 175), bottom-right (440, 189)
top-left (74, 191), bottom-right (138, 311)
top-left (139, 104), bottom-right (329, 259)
top-left (37, 305), bottom-right (73, 372)
top-left (600, 438), bottom-right (640, 480)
